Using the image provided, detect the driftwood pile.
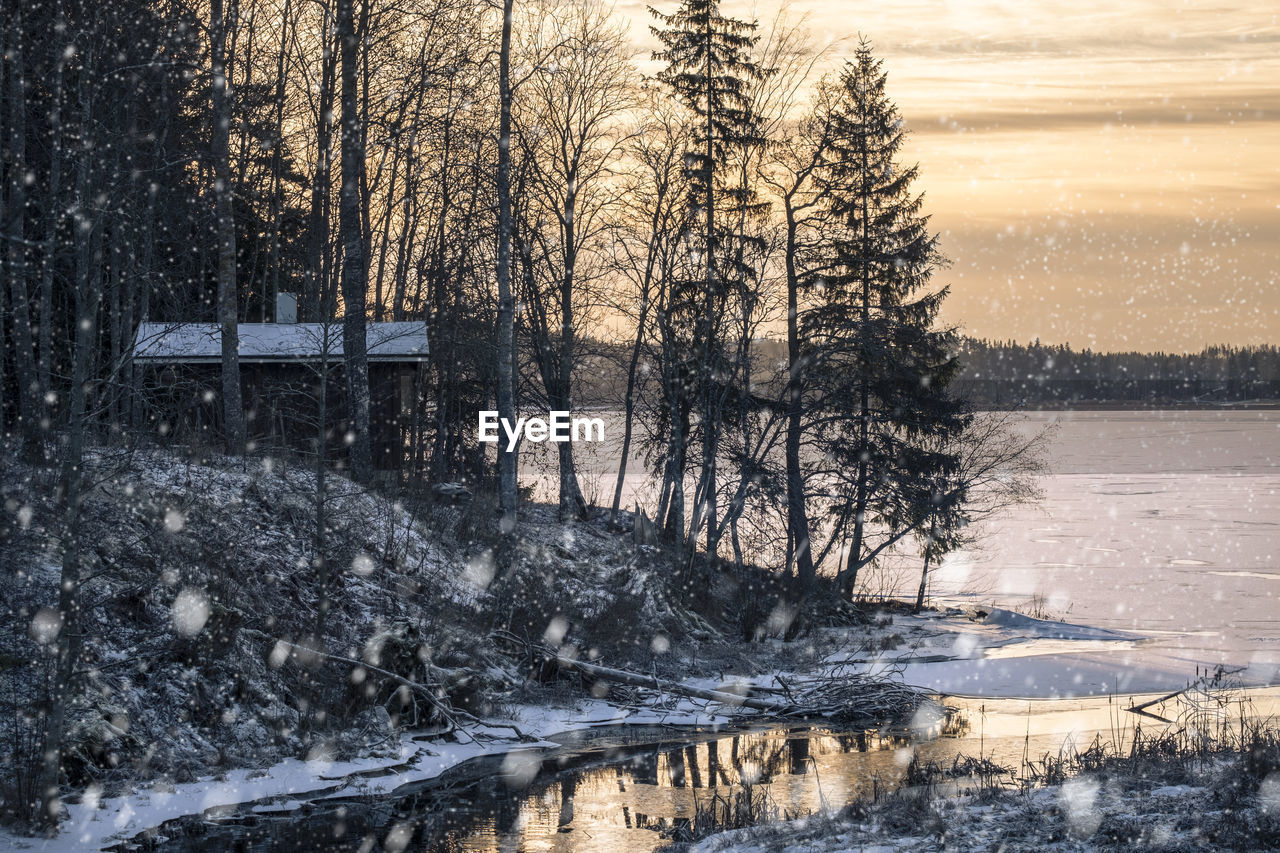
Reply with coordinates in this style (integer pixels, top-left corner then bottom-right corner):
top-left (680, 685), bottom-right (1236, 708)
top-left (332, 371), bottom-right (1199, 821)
top-left (491, 630), bottom-right (927, 727)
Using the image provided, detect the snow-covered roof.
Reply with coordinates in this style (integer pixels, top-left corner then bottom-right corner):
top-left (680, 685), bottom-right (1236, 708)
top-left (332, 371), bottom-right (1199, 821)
top-left (132, 322), bottom-right (429, 363)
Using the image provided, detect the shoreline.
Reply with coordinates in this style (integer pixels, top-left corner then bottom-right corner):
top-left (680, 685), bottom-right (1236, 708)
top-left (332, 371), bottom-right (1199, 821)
top-left (10, 604), bottom-right (1277, 851)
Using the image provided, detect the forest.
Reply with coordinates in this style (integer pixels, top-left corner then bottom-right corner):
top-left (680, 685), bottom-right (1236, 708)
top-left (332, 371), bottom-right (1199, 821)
top-left (0, 0), bottom-right (1038, 585)
top-left (955, 339), bottom-right (1280, 406)
top-left (0, 0), bottom-right (1087, 834)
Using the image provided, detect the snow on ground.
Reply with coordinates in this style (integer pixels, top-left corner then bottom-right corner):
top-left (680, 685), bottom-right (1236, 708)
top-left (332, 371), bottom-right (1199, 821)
top-left (800, 603), bottom-right (1267, 700)
top-left (7, 603), bottom-right (1231, 852)
top-left (7, 412), bottom-right (1277, 849)
top-left (0, 694), bottom-right (735, 852)
top-left (846, 607), bottom-right (1278, 699)
top-left (0, 445), bottom-right (731, 851)
top-left (690, 742), bottom-right (1280, 853)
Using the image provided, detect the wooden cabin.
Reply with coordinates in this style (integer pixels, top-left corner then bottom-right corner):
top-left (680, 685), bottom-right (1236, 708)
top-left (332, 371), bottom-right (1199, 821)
top-left (132, 312), bottom-right (429, 471)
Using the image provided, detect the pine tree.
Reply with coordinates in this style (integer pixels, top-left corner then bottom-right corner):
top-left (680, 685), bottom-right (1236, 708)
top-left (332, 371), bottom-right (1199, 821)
top-left (803, 40), bottom-right (967, 600)
top-left (650, 0), bottom-right (767, 556)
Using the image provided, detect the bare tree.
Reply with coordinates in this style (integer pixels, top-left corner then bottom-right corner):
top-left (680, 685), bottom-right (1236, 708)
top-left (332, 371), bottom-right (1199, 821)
top-left (752, 15), bottom-right (833, 592)
top-left (337, 0), bottom-right (371, 482)
top-left (495, 0), bottom-right (518, 531)
top-left (514, 0), bottom-right (633, 520)
top-left (37, 43), bottom-right (105, 822)
top-left (301, 0), bottom-right (338, 325)
top-left (210, 0), bottom-right (246, 455)
top-left (37, 0), bottom-right (66, 417)
top-left (607, 89), bottom-right (688, 528)
top-left (912, 411), bottom-right (1048, 612)
top-left (4, 2), bottom-right (40, 459)
top-left (651, 0), bottom-right (768, 558)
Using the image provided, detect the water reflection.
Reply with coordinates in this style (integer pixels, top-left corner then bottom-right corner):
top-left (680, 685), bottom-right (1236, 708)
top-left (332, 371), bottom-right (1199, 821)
top-left (165, 726), bottom-right (928, 852)
top-left (162, 687), bottom-right (1280, 852)
top-left (445, 727), bottom-right (920, 852)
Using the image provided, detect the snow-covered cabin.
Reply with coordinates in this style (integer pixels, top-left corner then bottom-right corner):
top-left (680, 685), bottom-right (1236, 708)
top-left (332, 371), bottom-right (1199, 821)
top-left (132, 304), bottom-right (429, 470)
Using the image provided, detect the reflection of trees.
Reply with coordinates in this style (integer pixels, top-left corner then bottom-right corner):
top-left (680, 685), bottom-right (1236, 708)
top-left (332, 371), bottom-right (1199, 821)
top-left (633, 752), bottom-right (660, 786)
top-left (142, 725), bottom-right (961, 849)
top-left (557, 776), bottom-right (576, 830)
top-left (386, 729), bottom-right (932, 849)
top-left (685, 745), bottom-right (703, 787)
top-left (789, 732), bottom-right (811, 774)
top-left (708, 740), bottom-right (727, 786)
top-left (668, 746), bottom-right (687, 786)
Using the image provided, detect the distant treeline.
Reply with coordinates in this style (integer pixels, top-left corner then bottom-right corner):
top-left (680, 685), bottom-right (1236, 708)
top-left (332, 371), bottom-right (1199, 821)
top-left (954, 339), bottom-right (1280, 406)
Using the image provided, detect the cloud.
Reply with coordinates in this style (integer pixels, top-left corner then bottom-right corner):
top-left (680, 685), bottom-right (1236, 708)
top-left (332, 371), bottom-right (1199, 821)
top-left (885, 31), bottom-right (1280, 61)
top-left (907, 90), bottom-right (1280, 133)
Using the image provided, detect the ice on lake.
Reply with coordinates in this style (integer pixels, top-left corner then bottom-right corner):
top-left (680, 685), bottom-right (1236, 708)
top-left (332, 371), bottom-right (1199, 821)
top-left (917, 409), bottom-right (1280, 696)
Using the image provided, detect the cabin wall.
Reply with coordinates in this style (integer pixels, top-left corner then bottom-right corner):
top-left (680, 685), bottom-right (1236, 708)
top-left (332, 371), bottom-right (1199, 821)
top-left (136, 361), bottom-right (424, 471)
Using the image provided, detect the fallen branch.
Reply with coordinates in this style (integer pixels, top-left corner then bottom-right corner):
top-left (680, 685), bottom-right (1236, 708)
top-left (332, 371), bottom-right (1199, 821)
top-left (492, 630), bottom-right (924, 725)
top-left (1127, 688), bottom-right (1186, 723)
top-left (553, 655), bottom-right (795, 714)
top-left (245, 630), bottom-right (536, 743)
top-left (1126, 666), bottom-right (1247, 723)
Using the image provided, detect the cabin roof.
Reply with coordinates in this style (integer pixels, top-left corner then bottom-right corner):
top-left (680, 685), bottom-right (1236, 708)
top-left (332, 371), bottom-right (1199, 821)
top-left (132, 322), bottom-right (429, 364)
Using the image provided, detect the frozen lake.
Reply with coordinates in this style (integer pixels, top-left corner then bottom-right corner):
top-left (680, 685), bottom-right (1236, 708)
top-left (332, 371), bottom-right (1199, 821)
top-left (527, 408), bottom-right (1280, 694)
top-left (915, 409), bottom-right (1280, 694)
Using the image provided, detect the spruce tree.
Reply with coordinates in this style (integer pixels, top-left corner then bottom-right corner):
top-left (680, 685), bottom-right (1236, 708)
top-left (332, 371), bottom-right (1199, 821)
top-left (803, 40), bottom-right (967, 599)
top-left (650, 0), bottom-right (767, 556)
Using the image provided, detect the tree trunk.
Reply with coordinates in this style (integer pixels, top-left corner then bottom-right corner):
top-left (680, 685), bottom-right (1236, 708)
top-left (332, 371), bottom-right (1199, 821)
top-left (608, 295), bottom-right (648, 528)
top-left (337, 0), bottom-right (371, 482)
top-left (39, 32), bottom-right (61, 417)
top-left (107, 241), bottom-right (123, 429)
top-left (313, 328), bottom-right (332, 643)
top-left (494, 0), bottom-right (518, 532)
top-left (699, 10), bottom-right (719, 558)
top-left (38, 81), bottom-right (102, 821)
top-left (914, 520), bottom-right (936, 613)
top-left (210, 0), bottom-right (245, 455)
top-left (6, 6), bottom-right (41, 459)
top-left (784, 199), bottom-right (814, 591)
top-left (304, 25), bottom-right (336, 322)
top-left (0, 13), bottom-right (8, 438)
top-left (554, 185), bottom-right (587, 521)
top-left (840, 116), bottom-right (874, 603)
top-left (263, 0), bottom-right (290, 321)
top-left (39, 281), bottom-right (96, 826)
top-left (663, 391), bottom-right (687, 553)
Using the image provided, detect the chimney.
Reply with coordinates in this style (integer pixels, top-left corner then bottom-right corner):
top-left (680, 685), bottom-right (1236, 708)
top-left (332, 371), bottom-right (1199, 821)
top-left (276, 292), bottom-right (298, 324)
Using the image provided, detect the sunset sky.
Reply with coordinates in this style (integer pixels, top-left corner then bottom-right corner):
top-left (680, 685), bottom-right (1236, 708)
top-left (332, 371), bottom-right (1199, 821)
top-left (624, 0), bottom-right (1278, 352)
